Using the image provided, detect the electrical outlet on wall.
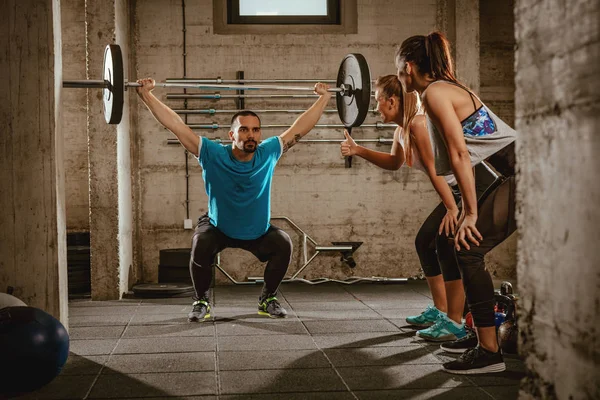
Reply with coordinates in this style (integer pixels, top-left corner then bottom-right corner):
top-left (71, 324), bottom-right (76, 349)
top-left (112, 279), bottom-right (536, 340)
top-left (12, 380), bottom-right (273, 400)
top-left (184, 219), bottom-right (193, 230)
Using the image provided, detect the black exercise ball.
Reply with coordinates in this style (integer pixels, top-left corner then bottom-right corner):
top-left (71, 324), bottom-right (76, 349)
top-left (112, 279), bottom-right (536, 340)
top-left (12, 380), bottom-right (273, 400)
top-left (0, 306), bottom-right (70, 397)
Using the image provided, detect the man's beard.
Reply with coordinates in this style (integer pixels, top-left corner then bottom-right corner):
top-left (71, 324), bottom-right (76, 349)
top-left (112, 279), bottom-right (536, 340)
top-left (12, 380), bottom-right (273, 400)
top-left (243, 140), bottom-right (257, 153)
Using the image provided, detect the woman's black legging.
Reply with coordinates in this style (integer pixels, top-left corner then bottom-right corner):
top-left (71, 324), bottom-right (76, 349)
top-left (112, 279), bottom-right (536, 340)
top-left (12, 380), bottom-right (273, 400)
top-left (445, 143), bottom-right (517, 328)
top-left (416, 162), bottom-right (499, 281)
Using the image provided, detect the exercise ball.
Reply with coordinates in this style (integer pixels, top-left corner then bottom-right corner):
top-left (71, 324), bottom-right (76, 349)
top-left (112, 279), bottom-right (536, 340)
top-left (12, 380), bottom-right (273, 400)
top-left (0, 307), bottom-right (70, 397)
top-left (0, 292), bottom-right (26, 309)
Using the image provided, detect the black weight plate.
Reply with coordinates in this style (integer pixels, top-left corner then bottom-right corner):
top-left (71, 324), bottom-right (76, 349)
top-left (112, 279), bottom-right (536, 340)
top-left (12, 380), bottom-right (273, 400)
top-left (103, 44), bottom-right (124, 124)
top-left (336, 53), bottom-right (372, 128)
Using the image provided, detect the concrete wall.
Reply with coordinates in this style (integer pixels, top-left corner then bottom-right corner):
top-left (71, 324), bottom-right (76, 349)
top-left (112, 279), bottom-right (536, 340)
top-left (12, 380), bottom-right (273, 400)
top-left (455, 0), bottom-right (480, 93)
top-left (129, 0), bottom-right (515, 284)
top-left (85, 0), bottom-right (134, 300)
top-left (480, 0), bottom-right (515, 126)
top-left (61, 0), bottom-right (89, 232)
top-left (478, 0), bottom-right (517, 279)
top-left (130, 0), bottom-right (435, 283)
top-left (115, 0), bottom-right (135, 299)
top-left (515, 0), bottom-right (600, 398)
top-left (0, 0), bottom-right (68, 323)
top-left (59, 0), bottom-right (517, 288)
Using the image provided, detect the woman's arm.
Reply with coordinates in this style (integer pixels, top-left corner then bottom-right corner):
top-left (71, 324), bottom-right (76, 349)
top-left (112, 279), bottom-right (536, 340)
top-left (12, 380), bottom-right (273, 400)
top-left (410, 116), bottom-right (459, 236)
top-left (340, 127), bottom-right (405, 170)
top-left (422, 86), bottom-right (481, 249)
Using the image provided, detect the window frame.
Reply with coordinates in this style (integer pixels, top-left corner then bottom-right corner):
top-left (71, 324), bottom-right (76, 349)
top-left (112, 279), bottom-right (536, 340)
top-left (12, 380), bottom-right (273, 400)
top-left (213, 0), bottom-right (357, 35)
top-left (227, 0), bottom-right (340, 25)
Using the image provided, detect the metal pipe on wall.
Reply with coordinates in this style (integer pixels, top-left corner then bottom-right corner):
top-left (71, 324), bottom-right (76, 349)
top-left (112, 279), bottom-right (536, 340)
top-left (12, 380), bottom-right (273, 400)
top-left (183, 122), bottom-right (395, 130)
top-left (166, 78), bottom-right (338, 84)
top-left (166, 93), bottom-right (376, 99)
top-left (167, 138), bottom-right (394, 145)
top-left (174, 109), bottom-right (340, 114)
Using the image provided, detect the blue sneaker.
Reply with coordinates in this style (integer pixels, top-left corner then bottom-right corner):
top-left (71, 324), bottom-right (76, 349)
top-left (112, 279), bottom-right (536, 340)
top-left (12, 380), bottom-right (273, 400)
top-left (406, 305), bottom-right (441, 328)
top-left (416, 313), bottom-right (467, 342)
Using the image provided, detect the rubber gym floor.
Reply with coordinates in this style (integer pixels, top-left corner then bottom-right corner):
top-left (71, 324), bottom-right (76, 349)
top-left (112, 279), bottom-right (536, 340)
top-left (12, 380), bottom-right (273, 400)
top-left (21, 280), bottom-right (525, 399)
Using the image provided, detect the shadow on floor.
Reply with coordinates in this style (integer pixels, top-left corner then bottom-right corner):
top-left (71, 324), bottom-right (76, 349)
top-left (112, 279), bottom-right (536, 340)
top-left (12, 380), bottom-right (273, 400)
top-left (14, 353), bottom-right (214, 400)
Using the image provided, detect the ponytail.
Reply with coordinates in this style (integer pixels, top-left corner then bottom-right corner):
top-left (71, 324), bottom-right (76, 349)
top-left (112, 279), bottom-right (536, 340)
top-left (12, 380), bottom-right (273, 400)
top-left (374, 75), bottom-right (422, 167)
top-left (397, 31), bottom-right (459, 85)
top-left (401, 89), bottom-right (421, 167)
top-left (425, 32), bottom-right (457, 83)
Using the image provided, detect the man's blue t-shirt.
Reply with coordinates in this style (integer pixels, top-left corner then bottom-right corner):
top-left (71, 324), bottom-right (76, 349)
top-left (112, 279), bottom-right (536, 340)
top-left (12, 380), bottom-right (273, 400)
top-left (198, 136), bottom-right (283, 240)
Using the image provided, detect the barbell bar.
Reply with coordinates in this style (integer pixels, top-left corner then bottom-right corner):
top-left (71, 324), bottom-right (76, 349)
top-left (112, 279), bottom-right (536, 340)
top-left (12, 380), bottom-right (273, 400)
top-left (63, 79), bottom-right (346, 93)
top-left (62, 44), bottom-right (372, 135)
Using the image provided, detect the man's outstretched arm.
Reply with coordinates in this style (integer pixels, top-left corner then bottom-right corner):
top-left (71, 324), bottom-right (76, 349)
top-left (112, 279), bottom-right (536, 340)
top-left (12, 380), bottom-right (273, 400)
top-left (279, 83), bottom-right (332, 153)
top-left (136, 78), bottom-right (200, 157)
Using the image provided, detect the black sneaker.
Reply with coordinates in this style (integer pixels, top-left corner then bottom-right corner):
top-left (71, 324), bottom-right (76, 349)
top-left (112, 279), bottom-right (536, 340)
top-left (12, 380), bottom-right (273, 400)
top-left (188, 299), bottom-right (211, 322)
top-left (440, 328), bottom-right (478, 353)
top-left (258, 296), bottom-right (287, 318)
top-left (443, 345), bottom-right (506, 374)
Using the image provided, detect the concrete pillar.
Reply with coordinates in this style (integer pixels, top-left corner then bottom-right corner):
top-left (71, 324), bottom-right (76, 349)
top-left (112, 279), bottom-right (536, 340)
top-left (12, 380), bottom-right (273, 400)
top-left (455, 0), bottom-right (480, 93)
top-left (436, 0), bottom-right (456, 51)
top-left (61, 0), bottom-right (90, 231)
top-left (115, 0), bottom-right (134, 295)
top-left (515, 0), bottom-right (600, 399)
top-left (436, 0), bottom-right (479, 92)
top-left (0, 0), bottom-right (68, 325)
top-left (478, 0), bottom-right (517, 277)
top-left (86, 0), bottom-right (133, 299)
top-left (479, 0), bottom-right (515, 126)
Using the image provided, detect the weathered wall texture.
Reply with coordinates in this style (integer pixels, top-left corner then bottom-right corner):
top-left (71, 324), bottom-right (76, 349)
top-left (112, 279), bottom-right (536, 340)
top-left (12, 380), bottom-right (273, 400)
top-left (515, 0), bottom-right (600, 398)
top-left (479, 0), bottom-right (517, 279)
top-left (60, 0), bottom-right (517, 288)
top-left (132, 0), bottom-right (440, 284)
top-left (0, 0), bottom-right (68, 323)
top-left (61, 0), bottom-right (89, 232)
top-left (480, 0), bottom-right (515, 126)
top-left (130, 0), bottom-right (515, 284)
top-left (86, 0), bottom-right (134, 300)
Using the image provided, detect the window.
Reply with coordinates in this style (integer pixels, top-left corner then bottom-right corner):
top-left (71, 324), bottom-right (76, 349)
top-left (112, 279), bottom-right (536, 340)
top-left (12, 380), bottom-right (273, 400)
top-left (213, 0), bottom-right (356, 35)
top-left (228, 0), bottom-right (340, 25)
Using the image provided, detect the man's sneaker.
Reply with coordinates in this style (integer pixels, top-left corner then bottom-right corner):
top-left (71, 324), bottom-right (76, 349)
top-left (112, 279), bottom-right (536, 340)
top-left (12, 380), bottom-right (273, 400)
top-left (258, 296), bottom-right (287, 318)
top-left (416, 313), bottom-right (467, 342)
top-left (440, 328), bottom-right (478, 353)
top-left (443, 345), bottom-right (506, 374)
top-left (406, 305), bottom-right (441, 328)
top-left (188, 299), bottom-right (211, 322)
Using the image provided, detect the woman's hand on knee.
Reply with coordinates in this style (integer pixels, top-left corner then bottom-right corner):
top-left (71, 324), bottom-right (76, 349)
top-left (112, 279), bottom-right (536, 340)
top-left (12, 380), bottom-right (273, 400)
top-left (439, 207), bottom-right (459, 237)
top-left (455, 214), bottom-right (482, 250)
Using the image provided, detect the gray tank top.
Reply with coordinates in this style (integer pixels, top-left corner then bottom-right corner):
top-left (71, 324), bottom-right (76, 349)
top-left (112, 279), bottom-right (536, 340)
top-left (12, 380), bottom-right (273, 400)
top-left (424, 81), bottom-right (517, 176)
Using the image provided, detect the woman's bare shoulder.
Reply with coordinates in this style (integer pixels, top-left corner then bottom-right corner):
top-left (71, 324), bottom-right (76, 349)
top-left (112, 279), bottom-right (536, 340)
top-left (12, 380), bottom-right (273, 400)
top-left (410, 114), bottom-right (428, 132)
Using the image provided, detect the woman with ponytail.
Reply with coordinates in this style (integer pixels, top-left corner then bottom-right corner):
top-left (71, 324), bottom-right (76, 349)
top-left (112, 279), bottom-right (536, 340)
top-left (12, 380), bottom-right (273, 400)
top-left (340, 76), bottom-right (496, 343)
top-left (396, 31), bottom-right (517, 374)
